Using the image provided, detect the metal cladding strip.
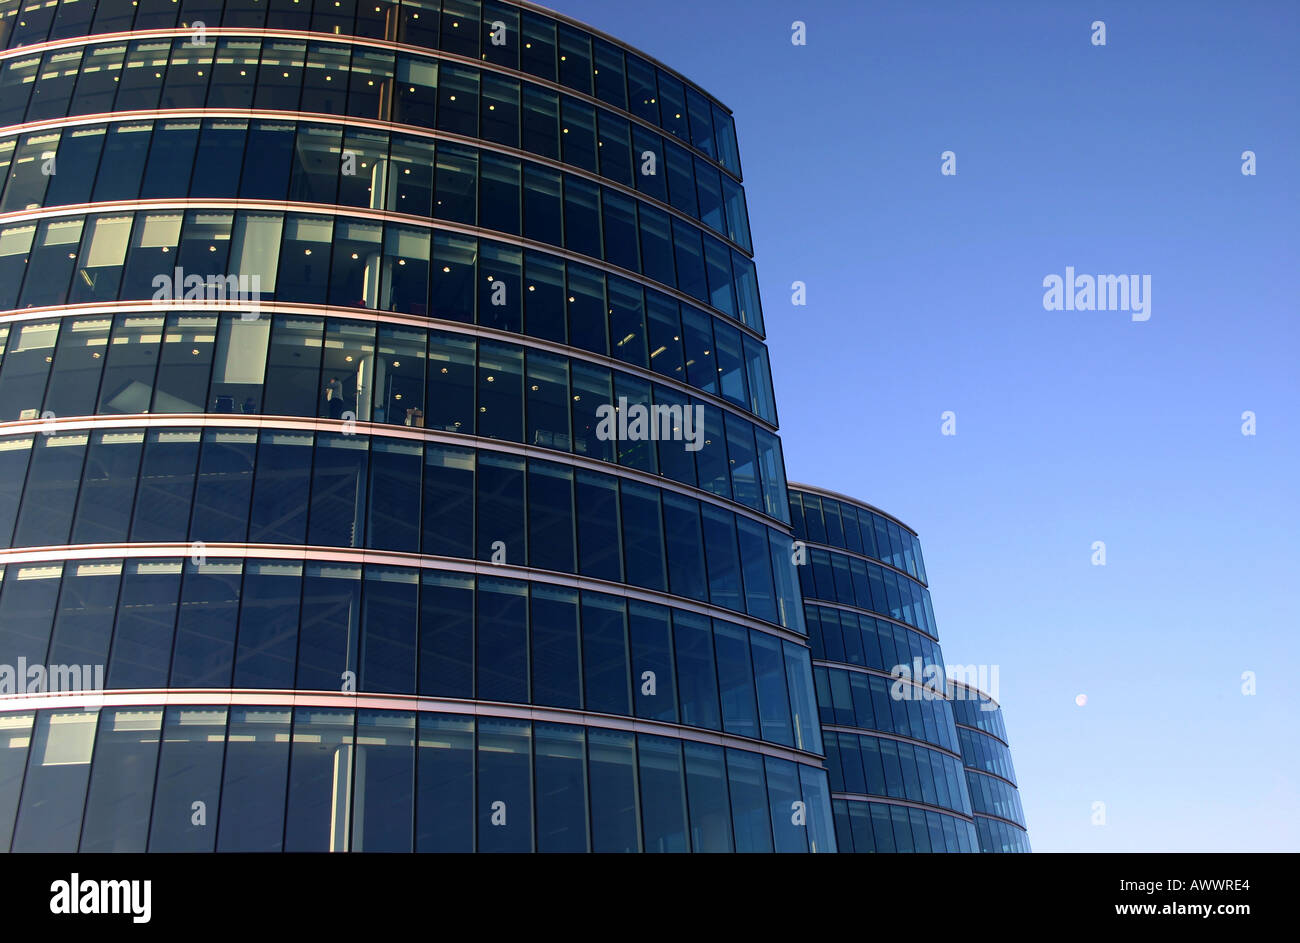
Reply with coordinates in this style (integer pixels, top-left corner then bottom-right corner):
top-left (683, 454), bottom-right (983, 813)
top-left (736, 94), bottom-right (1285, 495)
top-left (820, 724), bottom-right (963, 762)
top-left (829, 792), bottom-right (975, 822)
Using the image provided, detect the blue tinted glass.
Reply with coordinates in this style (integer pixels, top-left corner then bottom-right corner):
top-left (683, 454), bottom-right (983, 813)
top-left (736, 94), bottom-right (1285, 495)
top-left (534, 722), bottom-right (588, 852)
top-left (713, 620), bottom-right (758, 739)
top-left (530, 584), bottom-right (581, 709)
top-left (637, 734), bottom-right (689, 852)
top-left (587, 727), bottom-right (639, 852)
top-left (581, 591), bottom-right (630, 715)
top-left (148, 707), bottom-right (226, 852)
top-left (476, 716), bottom-right (532, 852)
top-left (628, 601), bottom-right (676, 722)
top-left (673, 610), bottom-right (720, 730)
top-left (352, 710), bottom-right (415, 852)
top-left (765, 756), bottom-right (809, 853)
top-left (725, 748), bottom-right (772, 852)
top-left (216, 706), bottom-right (291, 852)
top-left (684, 741), bottom-right (734, 852)
top-left (416, 713), bottom-right (474, 852)
top-left (360, 566), bottom-right (418, 694)
top-left (476, 577), bottom-right (528, 703)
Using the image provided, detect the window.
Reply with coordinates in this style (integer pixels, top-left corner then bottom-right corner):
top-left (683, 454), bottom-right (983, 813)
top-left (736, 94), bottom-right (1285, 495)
top-left (10, 710), bottom-right (97, 852)
top-left (563, 176), bottom-right (602, 259)
top-left (423, 443), bottom-right (474, 557)
top-left (638, 735), bottom-right (688, 852)
top-left (684, 742), bottom-right (734, 852)
top-left (92, 314), bottom-right (160, 416)
top-left (416, 713), bottom-right (473, 852)
top-left (521, 164), bottom-right (561, 247)
top-left (673, 611), bottom-right (720, 730)
top-left (276, 215), bottom-right (332, 305)
top-left (0, 316), bottom-right (55, 418)
top-left (620, 480), bottom-right (665, 592)
top-left (12, 431), bottom-right (85, 547)
top-left (148, 708), bottom-right (226, 851)
top-left (476, 452), bottom-right (524, 565)
top-left (597, 112), bottom-right (633, 185)
top-left (216, 707), bottom-right (292, 852)
top-left (233, 561), bottom-right (302, 690)
top-left (44, 316), bottom-right (110, 418)
top-left (713, 621), bottom-right (758, 739)
top-left (523, 250), bottom-right (565, 342)
top-left (592, 39), bottom-right (627, 109)
top-left (72, 432), bottom-right (141, 545)
top-left (534, 723), bottom-right (587, 852)
top-left (475, 340), bottom-right (522, 441)
top-left (430, 232), bottom-right (476, 323)
top-left (419, 570), bottom-right (474, 698)
top-left (361, 567), bottom-right (418, 694)
top-left (284, 707), bottom-right (355, 852)
top-left (608, 275), bottom-right (646, 368)
top-left (628, 601), bottom-right (676, 722)
top-left (525, 350), bottom-right (569, 451)
top-left (479, 152), bottom-right (520, 235)
top-left (329, 220), bottom-right (383, 308)
top-left (18, 217), bottom-right (82, 308)
top-left (434, 142), bottom-right (477, 225)
top-left (530, 585), bottom-right (580, 709)
top-left (560, 98), bottom-right (597, 172)
top-left (662, 493), bottom-right (707, 601)
top-left (130, 429), bottom-right (199, 542)
top-left (382, 225), bottom-right (431, 316)
top-left (437, 63), bottom-right (478, 137)
top-left (602, 189), bottom-right (640, 274)
top-left (395, 55), bottom-right (437, 127)
top-left (726, 748), bottom-right (772, 852)
top-left (581, 591), bottom-right (630, 716)
top-left (477, 241), bottom-right (521, 333)
top-left (476, 717), bottom-right (532, 852)
top-left (373, 324), bottom-right (427, 427)
top-left (299, 42), bottom-right (350, 115)
top-left (190, 428), bottom-right (256, 542)
top-left (587, 727), bottom-right (639, 852)
top-left (527, 460), bottom-right (574, 573)
top-left (153, 313), bottom-right (217, 413)
top-left (520, 85), bottom-right (559, 159)
top-left (575, 469), bottom-right (620, 581)
top-left (248, 429), bottom-right (313, 544)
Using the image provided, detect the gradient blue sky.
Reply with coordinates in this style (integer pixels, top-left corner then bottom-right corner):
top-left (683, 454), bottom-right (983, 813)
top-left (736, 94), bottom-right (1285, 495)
top-left (552, 0), bottom-right (1300, 851)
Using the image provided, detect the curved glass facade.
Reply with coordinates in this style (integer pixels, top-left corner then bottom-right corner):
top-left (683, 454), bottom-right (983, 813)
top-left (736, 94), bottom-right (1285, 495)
top-left (950, 680), bottom-right (1030, 853)
top-left (0, 0), bottom-right (1027, 854)
top-left (0, 0), bottom-right (842, 853)
top-left (791, 483), bottom-right (1026, 853)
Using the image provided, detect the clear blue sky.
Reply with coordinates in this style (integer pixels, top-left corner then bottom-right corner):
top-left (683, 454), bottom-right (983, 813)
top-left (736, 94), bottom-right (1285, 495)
top-left (553, 0), bottom-right (1300, 851)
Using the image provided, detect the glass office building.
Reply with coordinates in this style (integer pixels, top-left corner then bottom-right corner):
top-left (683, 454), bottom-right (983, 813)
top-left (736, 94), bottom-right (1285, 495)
top-left (0, 0), bottom-right (836, 853)
top-left (789, 483), bottom-right (1028, 853)
top-left (0, 0), bottom-right (1024, 853)
top-left (949, 680), bottom-right (1030, 853)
